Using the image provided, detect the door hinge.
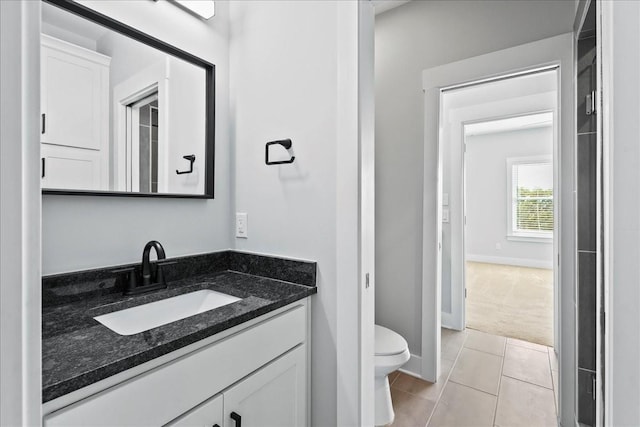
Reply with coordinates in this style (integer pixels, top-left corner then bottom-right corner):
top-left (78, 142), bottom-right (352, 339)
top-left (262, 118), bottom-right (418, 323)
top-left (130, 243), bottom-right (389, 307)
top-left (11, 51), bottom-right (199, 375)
top-left (465, 288), bottom-right (467, 298)
top-left (41, 158), bottom-right (45, 178)
top-left (41, 113), bottom-right (46, 134)
top-left (586, 91), bottom-right (597, 116)
top-left (365, 273), bottom-right (370, 289)
top-left (592, 373), bottom-right (597, 401)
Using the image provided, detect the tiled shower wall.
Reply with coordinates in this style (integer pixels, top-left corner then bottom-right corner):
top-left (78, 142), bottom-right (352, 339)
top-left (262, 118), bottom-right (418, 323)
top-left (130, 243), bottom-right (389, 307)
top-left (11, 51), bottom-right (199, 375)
top-left (576, 1), bottom-right (597, 424)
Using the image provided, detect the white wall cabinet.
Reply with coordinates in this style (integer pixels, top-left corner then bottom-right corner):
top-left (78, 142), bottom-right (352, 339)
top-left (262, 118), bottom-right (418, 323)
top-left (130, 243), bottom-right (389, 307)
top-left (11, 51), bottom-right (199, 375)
top-left (41, 34), bottom-right (110, 190)
top-left (44, 302), bottom-right (309, 427)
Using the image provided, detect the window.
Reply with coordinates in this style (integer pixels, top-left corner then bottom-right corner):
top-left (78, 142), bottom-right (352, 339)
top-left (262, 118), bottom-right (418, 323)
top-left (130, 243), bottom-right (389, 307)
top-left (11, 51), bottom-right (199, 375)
top-left (507, 157), bottom-right (553, 239)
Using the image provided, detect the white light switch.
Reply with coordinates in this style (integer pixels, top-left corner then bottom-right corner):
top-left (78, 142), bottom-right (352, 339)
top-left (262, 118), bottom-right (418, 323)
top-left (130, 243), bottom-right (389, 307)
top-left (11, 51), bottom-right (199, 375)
top-left (442, 208), bottom-right (450, 223)
top-left (236, 213), bottom-right (248, 238)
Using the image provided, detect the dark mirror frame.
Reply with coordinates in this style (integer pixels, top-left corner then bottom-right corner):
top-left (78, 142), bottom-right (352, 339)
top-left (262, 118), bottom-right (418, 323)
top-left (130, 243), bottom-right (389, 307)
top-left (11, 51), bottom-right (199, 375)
top-left (42, 0), bottom-right (215, 199)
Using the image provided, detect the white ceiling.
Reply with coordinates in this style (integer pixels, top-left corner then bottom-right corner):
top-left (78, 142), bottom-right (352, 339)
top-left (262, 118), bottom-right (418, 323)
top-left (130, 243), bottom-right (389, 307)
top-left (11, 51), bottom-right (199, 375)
top-left (372, 0), bottom-right (412, 16)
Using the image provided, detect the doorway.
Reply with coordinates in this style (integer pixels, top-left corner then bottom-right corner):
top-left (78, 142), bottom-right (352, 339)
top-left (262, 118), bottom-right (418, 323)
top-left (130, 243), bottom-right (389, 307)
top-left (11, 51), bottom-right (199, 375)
top-left (420, 33), bottom-right (575, 426)
top-left (440, 70), bottom-right (559, 350)
top-left (463, 113), bottom-right (555, 346)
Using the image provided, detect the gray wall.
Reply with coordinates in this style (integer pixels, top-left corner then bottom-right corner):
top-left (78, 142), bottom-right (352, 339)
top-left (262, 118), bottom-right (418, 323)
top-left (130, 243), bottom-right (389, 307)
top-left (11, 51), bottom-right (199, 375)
top-left (42, 1), bottom-right (232, 274)
top-left (375, 0), bottom-right (574, 355)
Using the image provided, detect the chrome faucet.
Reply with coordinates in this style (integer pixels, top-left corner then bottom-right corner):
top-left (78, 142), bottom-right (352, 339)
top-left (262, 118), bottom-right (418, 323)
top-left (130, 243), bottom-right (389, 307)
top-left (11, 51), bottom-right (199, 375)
top-left (141, 240), bottom-right (166, 287)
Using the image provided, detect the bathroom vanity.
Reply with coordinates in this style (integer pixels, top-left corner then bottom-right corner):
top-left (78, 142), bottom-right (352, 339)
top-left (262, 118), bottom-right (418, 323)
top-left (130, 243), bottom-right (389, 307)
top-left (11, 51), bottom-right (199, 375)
top-left (41, 251), bottom-right (316, 426)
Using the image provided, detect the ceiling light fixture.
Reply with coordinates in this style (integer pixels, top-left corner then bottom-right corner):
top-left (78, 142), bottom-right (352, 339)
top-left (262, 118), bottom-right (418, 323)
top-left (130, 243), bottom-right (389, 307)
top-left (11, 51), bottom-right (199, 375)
top-left (168, 0), bottom-right (215, 20)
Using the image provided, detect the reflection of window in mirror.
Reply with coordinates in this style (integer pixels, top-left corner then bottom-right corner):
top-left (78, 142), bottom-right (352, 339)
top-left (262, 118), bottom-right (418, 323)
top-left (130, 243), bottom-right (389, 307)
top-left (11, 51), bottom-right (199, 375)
top-left (129, 94), bottom-right (159, 193)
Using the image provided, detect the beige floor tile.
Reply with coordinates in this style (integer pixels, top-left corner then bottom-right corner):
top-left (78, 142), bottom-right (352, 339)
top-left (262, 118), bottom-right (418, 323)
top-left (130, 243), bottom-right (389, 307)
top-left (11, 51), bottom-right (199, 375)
top-left (494, 376), bottom-right (557, 427)
top-left (507, 337), bottom-right (550, 353)
top-left (389, 370), bottom-right (400, 386)
top-left (392, 359), bottom-right (454, 401)
top-left (390, 387), bottom-right (435, 427)
top-left (427, 382), bottom-right (496, 427)
top-left (449, 348), bottom-right (503, 395)
top-left (548, 347), bottom-right (559, 371)
top-left (465, 328), bottom-right (507, 356)
top-left (503, 345), bottom-right (553, 389)
top-left (442, 328), bottom-right (467, 361)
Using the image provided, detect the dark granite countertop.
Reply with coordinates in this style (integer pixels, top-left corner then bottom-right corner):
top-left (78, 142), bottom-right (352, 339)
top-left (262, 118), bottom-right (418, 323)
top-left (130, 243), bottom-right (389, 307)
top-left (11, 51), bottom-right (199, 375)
top-left (42, 251), bottom-right (317, 403)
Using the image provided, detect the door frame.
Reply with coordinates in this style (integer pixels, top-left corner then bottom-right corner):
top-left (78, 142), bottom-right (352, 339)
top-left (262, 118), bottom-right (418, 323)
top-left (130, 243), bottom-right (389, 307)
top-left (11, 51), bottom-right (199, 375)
top-left (446, 97), bottom-right (558, 340)
top-left (113, 59), bottom-right (168, 192)
top-left (421, 33), bottom-right (576, 426)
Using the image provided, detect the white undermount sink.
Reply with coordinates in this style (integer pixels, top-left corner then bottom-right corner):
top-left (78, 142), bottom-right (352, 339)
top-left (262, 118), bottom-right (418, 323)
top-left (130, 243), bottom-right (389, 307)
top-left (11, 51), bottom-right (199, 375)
top-left (94, 289), bottom-right (242, 336)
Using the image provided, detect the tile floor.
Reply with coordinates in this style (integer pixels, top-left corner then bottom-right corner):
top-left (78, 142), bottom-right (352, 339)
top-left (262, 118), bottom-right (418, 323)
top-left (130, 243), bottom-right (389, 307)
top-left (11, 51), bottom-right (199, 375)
top-left (387, 328), bottom-right (559, 427)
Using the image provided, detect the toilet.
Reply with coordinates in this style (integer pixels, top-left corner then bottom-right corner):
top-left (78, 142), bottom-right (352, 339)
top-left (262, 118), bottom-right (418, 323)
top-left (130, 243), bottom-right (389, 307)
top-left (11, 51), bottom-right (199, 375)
top-left (374, 325), bottom-right (410, 426)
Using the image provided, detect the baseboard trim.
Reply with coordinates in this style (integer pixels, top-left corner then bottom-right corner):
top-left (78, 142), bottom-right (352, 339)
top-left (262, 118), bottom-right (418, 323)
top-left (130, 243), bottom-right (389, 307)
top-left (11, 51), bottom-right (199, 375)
top-left (398, 353), bottom-right (422, 378)
top-left (466, 254), bottom-right (553, 269)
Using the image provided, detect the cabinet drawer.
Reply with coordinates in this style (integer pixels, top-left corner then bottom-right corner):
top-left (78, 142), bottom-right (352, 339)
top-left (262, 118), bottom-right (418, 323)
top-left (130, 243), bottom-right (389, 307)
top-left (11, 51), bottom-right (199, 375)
top-left (167, 394), bottom-right (223, 427)
top-left (45, 305), bottom-right (306, 426)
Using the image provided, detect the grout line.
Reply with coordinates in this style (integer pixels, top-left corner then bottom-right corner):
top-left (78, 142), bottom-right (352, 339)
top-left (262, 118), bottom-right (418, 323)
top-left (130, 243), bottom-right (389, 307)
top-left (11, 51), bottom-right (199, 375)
top-left (505, 341), bottom-right (550, 353)
top-left (462, 345), bottom-right (506, 359)
top-left (425, 340), bottom-right (466, 427)
top-left (492, 343), bottom-right (507, 426)
top-left (448, 378), bottom-right (500, 397)
top-left (445, 380), bottom-right (499, 398)
top-left (547, 347), bottom-right (559, 418)
top-left (501, 373), bottom-right (553, 390)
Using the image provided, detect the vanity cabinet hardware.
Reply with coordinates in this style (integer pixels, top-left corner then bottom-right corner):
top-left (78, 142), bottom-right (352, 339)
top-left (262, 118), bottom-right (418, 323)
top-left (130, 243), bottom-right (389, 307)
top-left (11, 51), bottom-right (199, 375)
top-left (230, 411), bottom-right (242, 427)
top-left (41, 158), bottom-right (45, 178)
top-left (265, 138), bottom-right (295, 165)
top-left (42, 113), bottom-right (46, 134)
top-left (176, 154), bottom-right (196, 175)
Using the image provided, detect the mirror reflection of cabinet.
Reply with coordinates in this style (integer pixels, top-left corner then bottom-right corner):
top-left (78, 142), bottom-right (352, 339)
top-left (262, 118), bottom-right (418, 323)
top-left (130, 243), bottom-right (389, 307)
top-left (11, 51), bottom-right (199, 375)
top-left (41, 34), bottom-right (110, 190)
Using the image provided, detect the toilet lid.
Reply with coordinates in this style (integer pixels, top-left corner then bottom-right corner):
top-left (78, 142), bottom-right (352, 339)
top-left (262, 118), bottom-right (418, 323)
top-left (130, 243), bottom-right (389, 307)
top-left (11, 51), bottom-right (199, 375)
top-left (375, 325), bottom-right (408, 356)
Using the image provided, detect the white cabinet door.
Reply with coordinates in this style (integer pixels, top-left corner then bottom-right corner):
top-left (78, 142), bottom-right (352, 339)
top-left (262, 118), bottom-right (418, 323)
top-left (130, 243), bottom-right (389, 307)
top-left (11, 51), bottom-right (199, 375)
top-left (223, 346), bottom-right (307, 427)
top-left (41, 35), bottom-right (108, 150)
top-left (41, 144), bottom-right (103, 191)
top-left (168, 394), bottom-right (223, 427)
top-left (41, 34), bottom-right (109, 190)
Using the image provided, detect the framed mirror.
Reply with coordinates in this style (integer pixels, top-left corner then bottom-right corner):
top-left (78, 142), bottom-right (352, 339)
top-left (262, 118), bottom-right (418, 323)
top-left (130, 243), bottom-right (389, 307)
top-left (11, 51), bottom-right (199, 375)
top-left (41, 0), bottom-right (215, 198)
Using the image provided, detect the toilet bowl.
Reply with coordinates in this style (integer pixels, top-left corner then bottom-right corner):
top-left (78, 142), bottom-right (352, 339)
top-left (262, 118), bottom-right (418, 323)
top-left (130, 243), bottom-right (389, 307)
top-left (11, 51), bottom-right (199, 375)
top-left (374, 325), bottom-right (410, 426)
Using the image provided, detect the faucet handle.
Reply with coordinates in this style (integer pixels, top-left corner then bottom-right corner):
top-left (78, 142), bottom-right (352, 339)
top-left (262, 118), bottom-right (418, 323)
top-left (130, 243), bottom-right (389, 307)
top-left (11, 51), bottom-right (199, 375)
top-left (155, 260), bottom-right (176, 287)
top-left (112, 267), bottom-right (138, 294)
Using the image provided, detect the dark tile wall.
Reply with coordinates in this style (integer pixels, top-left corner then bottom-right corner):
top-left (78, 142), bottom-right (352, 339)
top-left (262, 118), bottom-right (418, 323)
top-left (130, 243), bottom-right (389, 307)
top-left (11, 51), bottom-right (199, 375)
top-left (578, 252), bottom-right (597, 371)
top-left (578, 368), bottom-right (597, 425)
top-left (577, 37), bottom-right (597, 135)
top-left (578, 133), bottom-right (597, 252)
top-left (576, 5), bottom-right (598, 425)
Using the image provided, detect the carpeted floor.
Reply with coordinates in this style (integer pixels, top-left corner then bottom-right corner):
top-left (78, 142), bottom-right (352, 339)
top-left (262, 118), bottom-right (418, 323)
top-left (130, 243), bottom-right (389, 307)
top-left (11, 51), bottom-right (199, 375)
top-left (465, 261), bottom-right (554, 346)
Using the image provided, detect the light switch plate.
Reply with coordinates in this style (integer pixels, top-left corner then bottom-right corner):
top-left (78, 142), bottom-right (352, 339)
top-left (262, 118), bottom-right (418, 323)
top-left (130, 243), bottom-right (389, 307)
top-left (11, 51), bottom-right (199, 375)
top-left (443, 193), bottom-right (449, 206)
top-left (236, 213), bottom-right (248, 238)
top-left (442, 208), bottom-right (450, 223)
